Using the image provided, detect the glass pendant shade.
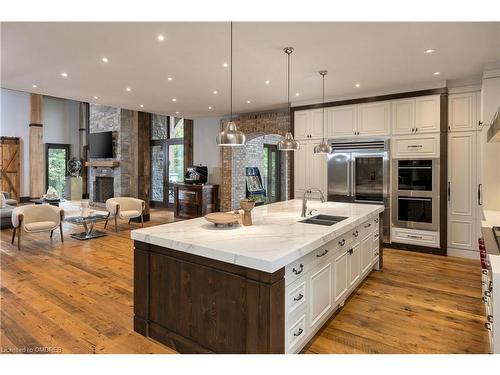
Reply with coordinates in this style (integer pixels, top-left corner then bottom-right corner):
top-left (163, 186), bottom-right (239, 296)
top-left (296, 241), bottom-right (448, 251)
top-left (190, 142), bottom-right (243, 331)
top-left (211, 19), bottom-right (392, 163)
top-left (216, 121), bottom-right (246, 146)
top-left (313, 139), bottom-right (332, 154)
top-left (277, 132), bottom-right (300, 151)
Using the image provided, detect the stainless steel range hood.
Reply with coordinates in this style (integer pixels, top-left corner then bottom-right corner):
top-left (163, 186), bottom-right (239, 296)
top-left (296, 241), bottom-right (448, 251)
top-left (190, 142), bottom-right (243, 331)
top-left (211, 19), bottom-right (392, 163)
top-left (487, 107), bottom-right (500, 143)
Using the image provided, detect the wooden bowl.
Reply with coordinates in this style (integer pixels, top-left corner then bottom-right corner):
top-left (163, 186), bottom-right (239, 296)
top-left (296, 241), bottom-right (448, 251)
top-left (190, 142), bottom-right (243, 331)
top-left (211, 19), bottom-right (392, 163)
top-left (204, 212), bottom-right (240, 226)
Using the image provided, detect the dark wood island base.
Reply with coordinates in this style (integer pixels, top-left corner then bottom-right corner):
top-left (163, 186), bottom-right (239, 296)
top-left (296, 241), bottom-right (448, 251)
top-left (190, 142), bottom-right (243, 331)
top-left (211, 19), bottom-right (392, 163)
top-left (134, 240), bottom-right (286, 353)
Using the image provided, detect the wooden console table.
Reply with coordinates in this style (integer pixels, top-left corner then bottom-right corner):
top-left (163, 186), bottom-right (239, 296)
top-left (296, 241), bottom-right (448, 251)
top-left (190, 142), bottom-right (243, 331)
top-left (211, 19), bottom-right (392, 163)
top-left (173, 183), bottom-right (219, 219)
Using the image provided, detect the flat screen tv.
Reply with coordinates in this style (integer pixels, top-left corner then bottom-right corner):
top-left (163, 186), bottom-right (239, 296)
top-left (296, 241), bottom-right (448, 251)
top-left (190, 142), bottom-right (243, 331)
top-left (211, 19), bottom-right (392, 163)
top-left (89, 131), bottom-right (114, 158)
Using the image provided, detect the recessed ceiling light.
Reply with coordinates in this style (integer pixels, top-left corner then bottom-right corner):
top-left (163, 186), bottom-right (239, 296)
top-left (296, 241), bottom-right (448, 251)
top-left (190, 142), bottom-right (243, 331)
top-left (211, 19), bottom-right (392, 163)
top-left (222, 62), bottom-right (228, 68)
top-left (208, 106), bottom-right (212, 110)
top-left (101, 57), bottom-right (108, 63)
top-left (140, 104), bottom-right (144, 108)
top-left (265, 80), bottom-right (270, 85)
top-left (126, 87), bottom-right (131, 92)
top-left (94, 96), bottom-right (99, 99)
top-left (167, 77), bottom-right (173, 81)
top-left (247, 100), bottom-right (251, 104)
top-left (60, 72), bottom-right (68, 78)
top-left (295, 92), bottom-right (300, 97)
top-left (172, 98), bottom-right (177, 102)
top-left (157, 34), bottom-right (165, 41)
top-left (175, 111), bottom-right (180, 115)
top-left (424, 49), bottom-right (436, 54)
top-left (355, 83), bottom-right (361, 88)
top-left (32, 84), bottom-right (37, 88)
top-left (213, 90), bottom-right (218, 95)
top-left (433, 71), bottom-right (440, 76)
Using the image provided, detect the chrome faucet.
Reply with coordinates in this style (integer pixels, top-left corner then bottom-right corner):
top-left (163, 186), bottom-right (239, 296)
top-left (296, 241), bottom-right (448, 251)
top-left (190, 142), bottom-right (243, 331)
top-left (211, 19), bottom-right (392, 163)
top-left (301, 188), bottom-right (326, 217)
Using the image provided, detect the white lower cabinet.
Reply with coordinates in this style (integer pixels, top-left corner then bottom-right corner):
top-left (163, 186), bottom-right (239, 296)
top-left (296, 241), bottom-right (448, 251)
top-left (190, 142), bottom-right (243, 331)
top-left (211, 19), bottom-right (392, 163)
top-left (360, 232), bottom-right (374, 275)
top-left (308, 261), bottom-right (333, 331)
top-left (284, 216), bottom-right (380, 353)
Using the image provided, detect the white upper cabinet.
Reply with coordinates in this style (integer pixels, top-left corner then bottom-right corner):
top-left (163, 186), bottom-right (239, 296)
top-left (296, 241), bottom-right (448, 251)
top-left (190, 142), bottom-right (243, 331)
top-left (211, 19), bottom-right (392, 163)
top-left (326, 106), bottom-right (357, 138)
top-left (448, 92), bottom-right (478, 132)
top-left (309, 109), bottom-right (325, 139)
top-left (391, 98), bottom-right (415, 135)
top-left (294, 109), bottom-right (324, 140)
top-left (294, 111), bottom-right (309, 140)
top-left (357, 102), bottom-right (391, 136)
top-left (415, 95), bottom-right (440, 133)
top-left (294, 139), bottom-right (327, 198)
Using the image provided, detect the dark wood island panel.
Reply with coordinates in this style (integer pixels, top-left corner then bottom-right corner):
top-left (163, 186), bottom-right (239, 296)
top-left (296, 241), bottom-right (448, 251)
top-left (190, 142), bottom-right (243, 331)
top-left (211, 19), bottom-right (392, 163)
top-left (134, 240), bottom-right (285, 353)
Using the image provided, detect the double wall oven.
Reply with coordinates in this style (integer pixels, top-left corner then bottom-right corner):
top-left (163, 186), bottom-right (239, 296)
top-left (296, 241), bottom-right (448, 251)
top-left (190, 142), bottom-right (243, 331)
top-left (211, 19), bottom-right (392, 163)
top-left (327, 138), bottom-right (390, 243)
top-left (392, 159), bottom-right (440, 232)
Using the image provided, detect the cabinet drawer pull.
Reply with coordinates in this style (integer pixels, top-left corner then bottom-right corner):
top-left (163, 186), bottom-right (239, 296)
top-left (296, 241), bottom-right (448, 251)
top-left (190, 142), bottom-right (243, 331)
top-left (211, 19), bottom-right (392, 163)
top-left (485, 322), bottom-right (492, 331)
top-left (316, 249), bottom-right (329, 258)
top-left (353, 230), bottom-right (359, 237)
top-left (482, 269), bottom-right (488, 276)
top-left (293, 293), bottom-right (304, 302)
top-left (183, 191), bottom-right (196, 195)
top-left (407, 234), bottom-right (423, 239)
top-left (484, 290), bottom-right (492, 297)
top-left (364, 223), bottom-right (371, 228)
top-left (487, 315), bottom-right (493, 323)
top-left (338, 239), bottom-right (346, 246)
top-left (293, 264), bottom-right (304, 275)
top-left (293, 328), bottom-right (304, 337)
top-left (407, 145), bottom-right (423, 148)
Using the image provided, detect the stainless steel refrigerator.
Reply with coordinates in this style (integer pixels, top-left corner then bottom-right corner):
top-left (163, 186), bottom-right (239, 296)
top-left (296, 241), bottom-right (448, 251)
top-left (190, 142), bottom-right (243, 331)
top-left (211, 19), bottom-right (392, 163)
top-left (327, 138), bottom-right (390, 243)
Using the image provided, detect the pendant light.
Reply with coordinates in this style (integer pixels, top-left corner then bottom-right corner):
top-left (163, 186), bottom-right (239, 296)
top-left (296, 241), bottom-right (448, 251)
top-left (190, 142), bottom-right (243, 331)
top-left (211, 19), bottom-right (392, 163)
top-left (217, 22), bottom-right (246, 147)
top-left (277, 47), bottom-right (300, 151)
top-left (313, 70), bottom-right (332, 154)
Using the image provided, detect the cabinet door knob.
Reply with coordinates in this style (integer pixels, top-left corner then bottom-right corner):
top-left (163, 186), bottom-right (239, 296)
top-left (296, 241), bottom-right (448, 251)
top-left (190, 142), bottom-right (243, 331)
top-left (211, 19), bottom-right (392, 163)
top-left (338, 239), bottom-right (346, 246)
top-left (484, 290), bottom-right (492, 297)
top-left (485, 322), bottom-right (492, 331)
top-left (293, 264), bottom-right (304, 275)
top-left (293, 293), bottom-right (304, 302)
top-left (487, 315), bottom-right (493, 323)
top-left (353, 230), bottom-right (359, 237)
top-left (482, 296), bottom-right (488, 303)
top-left (478, 121), bottom-right (483, 127)
top-left (293, 328), bottom-right (304, 337)
top-left (374, 218), bottom-right (379, 223)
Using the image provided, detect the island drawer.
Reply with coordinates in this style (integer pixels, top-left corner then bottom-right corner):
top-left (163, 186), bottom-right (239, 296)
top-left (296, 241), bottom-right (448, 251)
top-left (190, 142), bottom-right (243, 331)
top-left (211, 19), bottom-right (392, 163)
top-left (286, 311), bottom-right (308, 353)
top-left (285, 242), bottom-right (337, 286)
top-left (286, 278), bottom-right (307, 315)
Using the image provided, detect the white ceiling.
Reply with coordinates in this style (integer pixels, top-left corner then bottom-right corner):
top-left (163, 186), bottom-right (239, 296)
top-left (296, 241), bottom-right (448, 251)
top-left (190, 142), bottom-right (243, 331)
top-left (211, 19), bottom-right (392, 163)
top-left (1, 22), bottom-right (499, 118)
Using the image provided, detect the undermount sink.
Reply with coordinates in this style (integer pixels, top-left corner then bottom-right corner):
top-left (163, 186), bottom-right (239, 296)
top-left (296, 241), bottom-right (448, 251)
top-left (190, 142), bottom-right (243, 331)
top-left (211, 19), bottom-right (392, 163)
top-left (299, 214), bottom-right (348, 226)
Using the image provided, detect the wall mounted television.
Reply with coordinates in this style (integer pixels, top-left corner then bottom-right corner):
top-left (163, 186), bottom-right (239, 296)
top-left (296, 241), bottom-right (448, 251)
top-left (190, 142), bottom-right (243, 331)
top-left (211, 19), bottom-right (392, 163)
top-left (89, 131), bottom-right (114, 158)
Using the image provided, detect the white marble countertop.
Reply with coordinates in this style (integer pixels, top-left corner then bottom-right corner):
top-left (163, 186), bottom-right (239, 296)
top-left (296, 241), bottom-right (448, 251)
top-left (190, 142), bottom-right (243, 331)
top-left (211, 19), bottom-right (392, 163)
top-left (131, 200), bottom-right (384, 273)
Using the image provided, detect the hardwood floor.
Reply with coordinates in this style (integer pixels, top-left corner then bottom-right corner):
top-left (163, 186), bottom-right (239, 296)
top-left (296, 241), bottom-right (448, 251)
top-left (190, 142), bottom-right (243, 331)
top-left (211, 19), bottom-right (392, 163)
top-left (1, 211), bottom-right (489, 354)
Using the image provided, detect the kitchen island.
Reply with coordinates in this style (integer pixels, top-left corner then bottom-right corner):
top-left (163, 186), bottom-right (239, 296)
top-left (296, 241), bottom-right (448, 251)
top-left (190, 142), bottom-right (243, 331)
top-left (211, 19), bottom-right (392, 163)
top-left (131, 200), bottom-right (384, 353)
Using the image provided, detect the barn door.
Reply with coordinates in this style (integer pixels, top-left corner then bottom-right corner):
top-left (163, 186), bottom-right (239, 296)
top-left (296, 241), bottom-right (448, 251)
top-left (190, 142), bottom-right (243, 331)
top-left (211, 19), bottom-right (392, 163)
top-left (0, 137), bottom-right (21, 200)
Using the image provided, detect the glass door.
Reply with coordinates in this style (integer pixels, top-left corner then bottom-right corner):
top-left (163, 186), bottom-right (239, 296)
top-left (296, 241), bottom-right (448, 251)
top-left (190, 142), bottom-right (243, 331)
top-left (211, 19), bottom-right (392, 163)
top-left (353, 154), bottom-right (384, 203)
top-left (45, 143), bottom-right (70, 199)
top-left (150, 115), bottom-right (184, 208)
top-left (262, 144), bottom-right (281, 204)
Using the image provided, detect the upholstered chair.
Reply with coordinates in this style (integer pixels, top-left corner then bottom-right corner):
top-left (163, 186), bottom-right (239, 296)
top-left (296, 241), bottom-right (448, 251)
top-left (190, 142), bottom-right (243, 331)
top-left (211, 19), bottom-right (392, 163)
top-left (104, 197), bottom-right (145, 232)
top-left (11, 204), bottom-right (65, 250)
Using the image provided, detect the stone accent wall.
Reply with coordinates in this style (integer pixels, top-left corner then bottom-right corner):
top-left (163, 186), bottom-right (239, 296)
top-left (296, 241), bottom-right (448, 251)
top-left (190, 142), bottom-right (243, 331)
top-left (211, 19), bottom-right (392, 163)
top-left (88, 104), bottom-right (138, 205)
top-left (220, 111), bottom-right (291, 211)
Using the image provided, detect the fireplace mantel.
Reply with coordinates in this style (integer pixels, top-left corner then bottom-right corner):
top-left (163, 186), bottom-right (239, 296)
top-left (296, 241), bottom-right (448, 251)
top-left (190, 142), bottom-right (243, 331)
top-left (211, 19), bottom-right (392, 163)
top-left (85, 160), bottom-right (120, 168)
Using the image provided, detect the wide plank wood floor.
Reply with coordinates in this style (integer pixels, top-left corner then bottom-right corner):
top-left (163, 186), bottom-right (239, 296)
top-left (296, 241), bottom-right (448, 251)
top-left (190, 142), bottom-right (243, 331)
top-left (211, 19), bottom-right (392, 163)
top-left (0, 209), bottom-right (489, 354)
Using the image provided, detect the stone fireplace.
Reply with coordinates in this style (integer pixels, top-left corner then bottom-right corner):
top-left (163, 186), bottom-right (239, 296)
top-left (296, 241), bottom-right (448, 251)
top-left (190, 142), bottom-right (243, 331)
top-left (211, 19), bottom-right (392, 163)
top-left (220, 111), bottom-right (291, 211)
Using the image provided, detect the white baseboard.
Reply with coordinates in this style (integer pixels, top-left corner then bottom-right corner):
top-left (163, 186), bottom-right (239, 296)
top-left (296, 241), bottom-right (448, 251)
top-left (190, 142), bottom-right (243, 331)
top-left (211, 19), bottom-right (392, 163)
top-left (447, 247), bottom-right (480, 260)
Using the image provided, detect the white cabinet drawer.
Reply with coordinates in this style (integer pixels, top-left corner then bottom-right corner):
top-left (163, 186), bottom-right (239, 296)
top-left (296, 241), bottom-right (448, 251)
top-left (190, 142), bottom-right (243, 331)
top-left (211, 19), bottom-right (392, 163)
top-left (391, 227), bottom-right (440, 248)
top-left (392, 134), bottom-right (440, 158)
top-left (286, 312), bottom-right (308, 353)
top-left (286, 278), bottom-right (307, 315)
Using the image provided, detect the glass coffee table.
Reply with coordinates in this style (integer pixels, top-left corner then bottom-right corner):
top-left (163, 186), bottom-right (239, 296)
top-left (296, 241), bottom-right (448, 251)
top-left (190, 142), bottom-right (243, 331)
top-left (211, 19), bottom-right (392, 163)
top-left (66, 213), bottom-right (110, 240)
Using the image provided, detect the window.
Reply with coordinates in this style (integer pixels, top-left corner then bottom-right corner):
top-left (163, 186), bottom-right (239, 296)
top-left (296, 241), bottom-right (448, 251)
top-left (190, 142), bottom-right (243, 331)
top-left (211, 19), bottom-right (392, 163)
top-left (45, 143), bottom-right (70, 198)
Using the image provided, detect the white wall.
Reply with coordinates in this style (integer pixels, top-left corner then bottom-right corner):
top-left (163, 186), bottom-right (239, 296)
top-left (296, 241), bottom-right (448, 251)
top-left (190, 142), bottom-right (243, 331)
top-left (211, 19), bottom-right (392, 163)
top-left (193, 117), bottom-right (221, 184)
top-left (43, 96), bottom-right (80, 157)
top-left (0, 89), bottom-right (81, 197)
top-left (0, 88), bottom-right (30, 196)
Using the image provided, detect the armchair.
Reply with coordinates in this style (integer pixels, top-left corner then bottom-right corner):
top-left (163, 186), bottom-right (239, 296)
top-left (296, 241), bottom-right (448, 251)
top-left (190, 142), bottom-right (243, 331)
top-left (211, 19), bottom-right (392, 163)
top-left (104, 197), bottom-right (145, 232)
